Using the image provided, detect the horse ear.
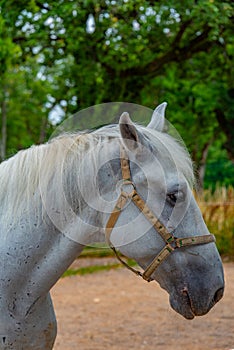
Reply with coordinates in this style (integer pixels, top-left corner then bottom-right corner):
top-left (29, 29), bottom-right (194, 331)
top-left (119, 112), bottom-right (144, 151)
top-left (147, 102), bottom-right (167, 131)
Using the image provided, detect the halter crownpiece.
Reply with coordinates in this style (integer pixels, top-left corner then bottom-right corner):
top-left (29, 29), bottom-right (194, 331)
top-left (105, 144), bottom-right (215, 282)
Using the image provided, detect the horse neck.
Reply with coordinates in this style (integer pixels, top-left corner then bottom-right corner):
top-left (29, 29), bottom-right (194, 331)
top-left (43, 135), bottom-right (121, 246)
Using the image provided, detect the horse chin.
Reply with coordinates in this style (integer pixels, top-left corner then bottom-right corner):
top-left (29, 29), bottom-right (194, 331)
top-left (169, 292), bottom-right (196, 320)
top-left (169, 284), bottom-right (224, 320)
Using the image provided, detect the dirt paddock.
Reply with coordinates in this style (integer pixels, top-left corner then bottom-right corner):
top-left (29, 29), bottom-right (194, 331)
top-left (52, 262), bottom-right (233, 350)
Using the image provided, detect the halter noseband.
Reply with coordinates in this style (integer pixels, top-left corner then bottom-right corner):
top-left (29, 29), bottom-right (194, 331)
top-left (105, 145), bottom-right (215, 282)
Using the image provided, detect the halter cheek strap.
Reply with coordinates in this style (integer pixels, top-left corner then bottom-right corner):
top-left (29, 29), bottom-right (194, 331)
top-left (105, 145), bottom-right (215, 282)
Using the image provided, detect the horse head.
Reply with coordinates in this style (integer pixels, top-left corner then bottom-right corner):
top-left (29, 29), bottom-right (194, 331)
top-left (100, 103), bottom-right (224, 319)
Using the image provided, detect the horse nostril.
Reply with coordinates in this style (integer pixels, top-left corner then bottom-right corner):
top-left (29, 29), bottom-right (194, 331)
top-left (213, 287), bottom-right (224, 304)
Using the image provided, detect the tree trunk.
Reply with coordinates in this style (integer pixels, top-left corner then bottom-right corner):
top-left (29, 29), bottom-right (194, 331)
top-left (196, 140), bottom-right (213, 193)
top-left (215, 108), bottom-right (234, 164)
top-left (39, 115), bottom-right (49, 144)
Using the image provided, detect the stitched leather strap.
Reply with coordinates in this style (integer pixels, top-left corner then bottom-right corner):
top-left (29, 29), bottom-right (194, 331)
top-left (105, 192), bottom-right (128, 245)
top-left (131, 191), bottom-right (173, 242)
top-left (120, 146), bottom-right (131, 181)
top-left (142, 234), bottom-right (215, 281)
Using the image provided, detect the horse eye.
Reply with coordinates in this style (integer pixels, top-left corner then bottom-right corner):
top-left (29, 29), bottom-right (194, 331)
top-left (167, 191), bottom-right (184, 205)
top-left (167, 193), bottom-right (177, 204)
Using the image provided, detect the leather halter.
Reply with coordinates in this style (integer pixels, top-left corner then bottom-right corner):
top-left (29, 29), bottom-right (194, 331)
top-left (105, 145), bottom-right (215, 282)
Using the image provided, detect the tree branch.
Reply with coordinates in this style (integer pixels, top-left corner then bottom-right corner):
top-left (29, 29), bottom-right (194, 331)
top-left (120, 24), bottom-right (213, 78)
top-left (215, 108), bottom-right (234, 163)
top-left (146, 24), bottom-right (212, 75)
top-left (171, 19), bottom-right (193, 49)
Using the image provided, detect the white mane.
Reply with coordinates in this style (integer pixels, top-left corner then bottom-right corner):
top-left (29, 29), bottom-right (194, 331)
top-left (0, 123), bottom-right (194, 233)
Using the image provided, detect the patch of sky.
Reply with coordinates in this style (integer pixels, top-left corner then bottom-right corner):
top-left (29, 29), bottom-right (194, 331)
top-left (170, 8), bottom-right (180, 22)
top-left (70, 96), bottom-right (77, 106)
top-left (99, 12), bottom-right (110, 22)
top-left (48, 104), bottom-right (65, 125)
top-left (32, 46), bottom-right (42, 55)
top-left (145, 7), bottom-right (156, 16)
top-left (33, 13), bottom-right (42, 21)
top-left (86, 14), bottom-right (95, 34)
top-left (21, 22), bottom-right (36, 34)
top-left (163, 28), bottom-right (170, 34)
top-left (132, 20), bottom-right (140, 31)
top-left (60, 100), bottom-right (67, 107)
top-left (37, 68), bottom-right (46, 81)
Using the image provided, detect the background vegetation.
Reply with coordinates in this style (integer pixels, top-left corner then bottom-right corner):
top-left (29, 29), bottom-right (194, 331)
top-left (0, 1), bottom-right (233, 256)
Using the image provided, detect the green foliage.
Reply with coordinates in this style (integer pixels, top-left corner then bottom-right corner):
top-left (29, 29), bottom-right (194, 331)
top-left (62, 264), bottom-right (120, 277)
top-left (0, 0), bottom-right (233, 186)
top-left (197, 186), bottom-right (234, 257)
top-left (80, 244), bottom-right (114, 258)
top-left (204, 141), bottom-right (234, 188)
top-left (0, 2), bottom-right (55, 158)
top-left (62, 259), bottom-right (137, 277)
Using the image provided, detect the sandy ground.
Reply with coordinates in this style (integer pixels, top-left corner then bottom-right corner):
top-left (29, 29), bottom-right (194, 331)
top-left (51, 262), bottom-right (234, 350)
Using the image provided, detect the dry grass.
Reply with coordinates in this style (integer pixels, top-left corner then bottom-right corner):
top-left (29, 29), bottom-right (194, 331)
top-left (196, 186), bottom-right (234, 257)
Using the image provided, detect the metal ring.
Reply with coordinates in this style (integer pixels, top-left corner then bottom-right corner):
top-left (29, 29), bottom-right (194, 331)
top-left (121, 184), bottom-right (135, 198)
top-left (118, 179), bottom-right (135, 194)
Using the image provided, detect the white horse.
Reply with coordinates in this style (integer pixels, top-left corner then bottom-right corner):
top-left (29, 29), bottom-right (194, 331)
top-left (0, 103), bottom-right (224, 349)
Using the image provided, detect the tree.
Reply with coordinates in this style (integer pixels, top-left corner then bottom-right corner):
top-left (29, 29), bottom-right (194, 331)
top-left (0, 2), bottom-right (54, 159)
top-left (0, 13), bottom-right (21, 159)
top-left (0, 0), bottom-right (233, 188)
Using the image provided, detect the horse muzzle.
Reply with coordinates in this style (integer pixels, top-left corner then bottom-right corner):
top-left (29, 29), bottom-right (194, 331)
top-left (169, 282), bottom-right (224, 319)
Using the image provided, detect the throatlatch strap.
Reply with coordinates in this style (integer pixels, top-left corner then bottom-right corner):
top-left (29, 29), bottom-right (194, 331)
top-left (105, 190), bottom-right (144, 279)
top-left (105, 192), bottom-right (129, 247)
